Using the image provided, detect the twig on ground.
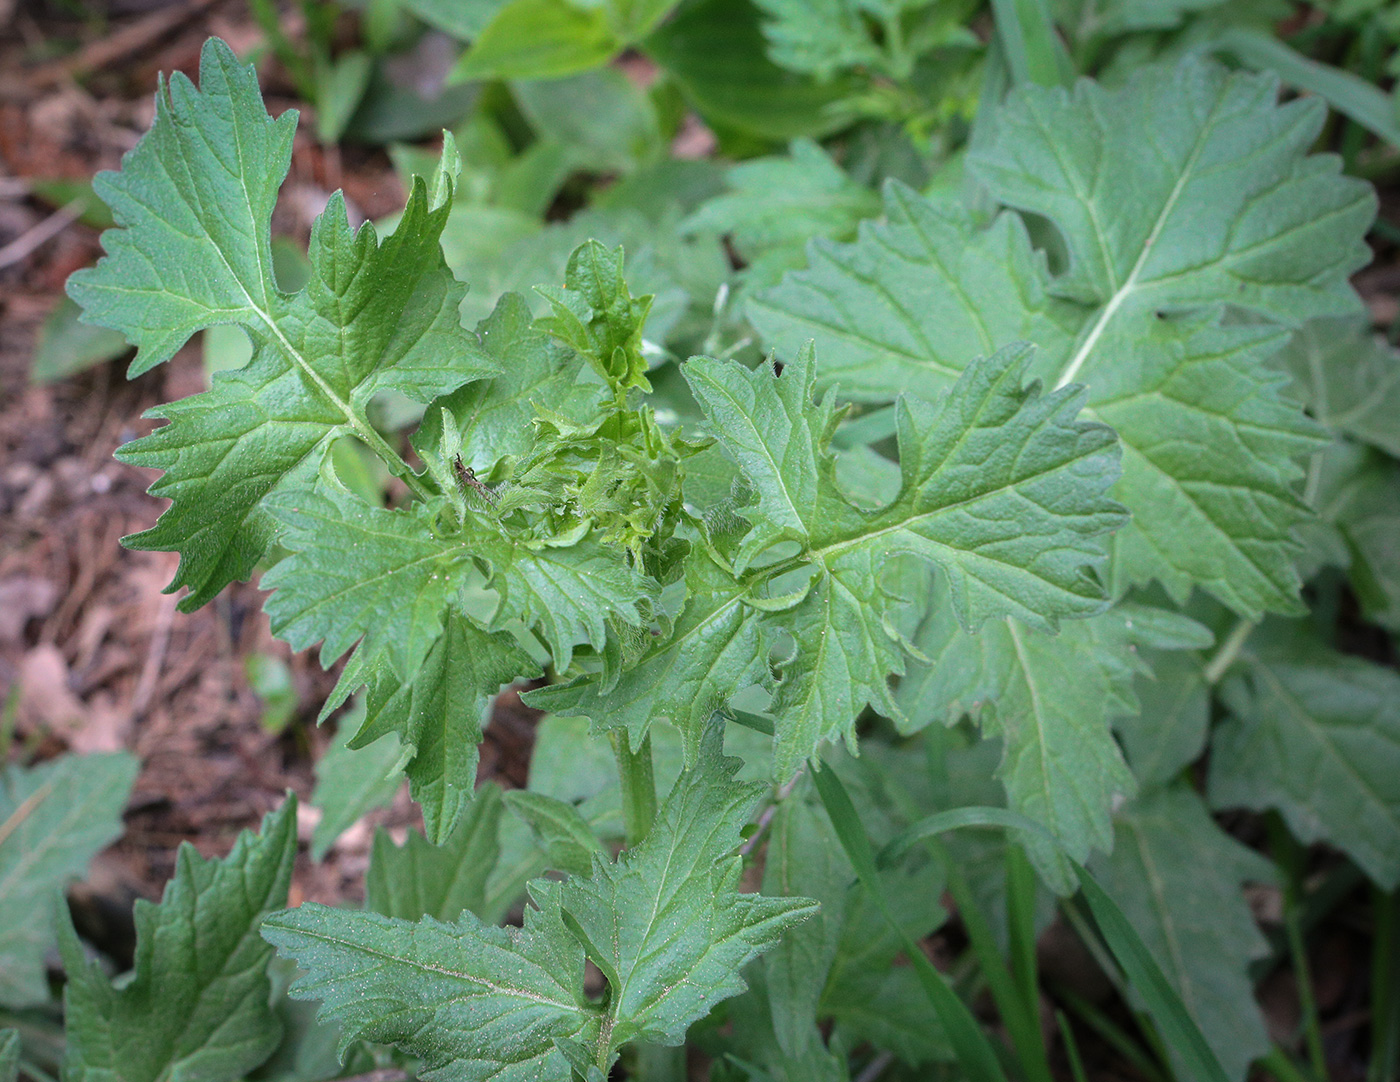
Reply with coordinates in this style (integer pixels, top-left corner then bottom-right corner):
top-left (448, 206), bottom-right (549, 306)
top-left (0, 197), bottom-right (86, 270)
top-left (27, 0), bottom-right (225, 88)
top-left (128, 591), bottom-right (177, 725)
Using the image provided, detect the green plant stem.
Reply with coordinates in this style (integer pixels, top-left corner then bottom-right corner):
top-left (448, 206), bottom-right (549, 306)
top-left (19, 1060), bottom-right (58, 1082)
top-left (1269, 817), bottom-right (1327, 1080)
top-left (353, 423), bottom-right (435, 503)
top-left (1006, 843), bottom-right (1040, 1015)
top-left (1259, 1045), bottom-right (1317, 1082)
top-left (1370, 887), bottom-right (1400, 1082)
top-left (1056, 1010), bottom-right (1090, 1082)
top-left (1050, 982), bottom-right (1167, 1082)
top-left (1059, 899), bottom-right (1173, 1076)
top-left (945, 865), bottom-right (1054, 1082)
top-left (612, 730), bottom-right (656, 848)
top-left (1203, 617), bottom-right (1257, 686)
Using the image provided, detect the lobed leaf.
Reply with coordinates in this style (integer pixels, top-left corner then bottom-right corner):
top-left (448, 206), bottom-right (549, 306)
top-left (898, 577), bottom-right (1210, 886)
top-left (348, 607), bottom-right (537, 844)
top-left (1210, 620), bottom-right (1400, 888)
top-left (263, 897), bottom-right (597, 1082)
top-left (60, 797), bottom-right (298, 1082)
top-left (753, 57), bottom-right (1373, 617)
top-left (0, 753), bottom-right (137, 1008)
top-left (264, 727), bottom-right (814, 1078)
top-left (556, 727), bottom-right (818, 1051)
top-left (1091, 787), bottom-right (1274, 1082)
top-left (74, 39), bottom-right (498, 610)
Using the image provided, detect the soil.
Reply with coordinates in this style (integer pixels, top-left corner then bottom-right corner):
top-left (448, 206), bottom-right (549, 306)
top-left (0, 0), bottom-right (543, 947)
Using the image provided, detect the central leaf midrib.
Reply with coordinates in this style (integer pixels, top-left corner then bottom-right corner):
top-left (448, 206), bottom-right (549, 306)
top-left (1049, 86), bottom-right (1227, 391)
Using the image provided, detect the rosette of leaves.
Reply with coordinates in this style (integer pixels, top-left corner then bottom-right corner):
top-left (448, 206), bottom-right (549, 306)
top-left (74, 36), bottom-right (1130, 851)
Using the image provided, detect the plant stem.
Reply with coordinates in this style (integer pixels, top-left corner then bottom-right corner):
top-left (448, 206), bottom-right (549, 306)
top-left (946, 864), bottom-right (1054, 1082)
top-left (1259, 1045), bottom-right (1316, 1082)
top-left (612, 729), bottom-right (656, 848)
top-left (1051, 981), bottom-right (1168, 1082)
top-left (353, 424), bottom-right (434, 503)
top-left (1269, 817), bottom-right (1327, 1080)
top-left (1369, 886), bottom-right (1400, 1082)
top-left (1056, 1010), bottom-right (1090, 1082)
top-left (1203, 617), bottom-right (1257, 686)
top-left (1006, 843), bottom-right (1040, 1016)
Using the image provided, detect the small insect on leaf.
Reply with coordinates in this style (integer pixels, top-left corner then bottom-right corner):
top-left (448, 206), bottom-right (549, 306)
top-left (453, 454), bottom-right (497, 505)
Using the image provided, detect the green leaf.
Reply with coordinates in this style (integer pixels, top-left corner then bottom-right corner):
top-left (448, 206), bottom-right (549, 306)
top-left (60, 797), bottom-right (298, 1082)
top-left (556, 726), bottom-right (816, 1051)
top-left (897, 578), bottom-right (1210, 886)
top-left (970, 60), bottom-right (1372, 327)
top-left (367, 783), bottom-right (505, 922)
top-left (413, 294), bottom-right (600, 476)
top-left (526, 548), bottom-right (770, 762)
top-left (683, 140), bottom-right (881, 289)
top-left (748, 183), bottom-right (1078, 403)
top-left (0, 1030), bottom-right (16, 1082)
top-left (263, 891), bottom-right (597, 1082)
top-left (456, 0), bottom-right (615, 80)
top-left (695, 343), bottom-right (1125, 627)
top-left (0, 752), bottom-right (137, 1008)
top-left (262, 480), bottom-right (461, 676)
top-left (309, 699), bottom-right (404, 861)
top-left (642, 0), bottom-right (860, 140)
top-left (685, 344), bottom-right (845, 573)
top-left (1210, 620), bottom-right (1400, 888)
top-left (263, 727), bottom-right (814, 1077)
top-left (752, 0), bottom-right (972, 80)
top-left (350, 607), bottom-right (537, 844)
top-left (503, 790), bottom-right (606, 877)
top-left (479, 535), bottom-right (653, 671)
top-left (30, 295), bottom-right (130, 383)
top-left (754, 58), bottom-right (1369, 616)
top-left (536, 240), bottom-right (653, 394)
top-left (67, 39), bottom-right (296, 377)
top-left (72, 39), bottom-right (497, 610)
top-left (1091, 787), bottom-right (1273, 1082)
top-left (691, 343), bottom-right (1125, 775)
top-left (1277, 316), bottom-right (1400, 459)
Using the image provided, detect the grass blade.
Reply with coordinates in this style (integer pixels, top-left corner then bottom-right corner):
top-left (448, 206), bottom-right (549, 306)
top-left (878, 805), bottom-right (1056, 867)
top-left (946, 866), bottom-right (1054, 1082)
top-left (1213, 28), bottom-right (1400, 149)
top-left (1006, 843), bottom-right (1040, 1017)
top-left (812, 766), bottom-right (1010, 1082)
top-left (1074, 865), bottom-right (1232, 1082)
top-left (988, 0), bottom-right (1071, 87)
